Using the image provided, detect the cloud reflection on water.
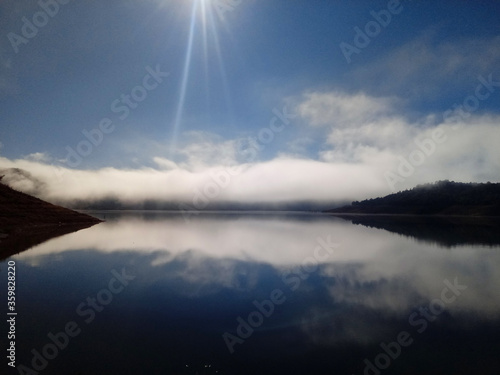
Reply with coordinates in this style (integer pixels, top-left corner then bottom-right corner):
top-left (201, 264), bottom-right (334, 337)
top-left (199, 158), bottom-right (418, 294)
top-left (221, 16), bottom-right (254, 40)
top-left (16, 213), bottom-right (500, 347)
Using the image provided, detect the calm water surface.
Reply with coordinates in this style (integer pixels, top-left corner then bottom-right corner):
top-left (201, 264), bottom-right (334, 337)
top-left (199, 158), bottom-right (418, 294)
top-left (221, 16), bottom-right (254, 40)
top-left (4, 212), bottom-right (500, 374)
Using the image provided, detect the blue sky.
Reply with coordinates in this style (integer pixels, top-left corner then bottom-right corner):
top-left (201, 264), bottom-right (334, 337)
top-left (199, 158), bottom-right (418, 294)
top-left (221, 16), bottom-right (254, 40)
top-left (1, 0), bottom-right (500, 204)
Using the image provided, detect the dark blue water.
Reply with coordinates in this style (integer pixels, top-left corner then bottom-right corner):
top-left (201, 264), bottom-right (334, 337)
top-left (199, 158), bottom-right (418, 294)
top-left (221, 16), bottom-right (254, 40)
top-left (3, 212), bottom-right (500, 374)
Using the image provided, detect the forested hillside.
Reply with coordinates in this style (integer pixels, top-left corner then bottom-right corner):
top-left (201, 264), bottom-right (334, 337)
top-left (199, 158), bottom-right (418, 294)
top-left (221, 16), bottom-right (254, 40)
top-left (328, 181), bottom-right (500, 216)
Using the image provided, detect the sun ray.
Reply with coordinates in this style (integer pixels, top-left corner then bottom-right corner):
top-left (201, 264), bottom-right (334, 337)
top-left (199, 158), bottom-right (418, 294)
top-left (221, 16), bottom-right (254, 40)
top-left (205, 2), bottom-right (232, 114)
top-left (170, 0), bottom-right (199, 156)
top-left (169, 0), bottom-right (235, 157)
top-left (199, 0), bottom-right (210, 105)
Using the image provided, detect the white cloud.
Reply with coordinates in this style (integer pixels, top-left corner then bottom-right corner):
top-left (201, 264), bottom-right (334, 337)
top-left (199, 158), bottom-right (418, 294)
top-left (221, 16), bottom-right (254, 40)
top-left (282, 137), bottom-right (315, 157)
top-left (350, 33), bottom-right (500, 98)
top-left (292, 90), bottom-right (500, 193)
top-left (297, 91), bottom-right (395, 128)
top-left (24, 152), bottom-right (52, 163)
top-left (0, 155), bottom-right (390, 204)
top-left (153, 157), bottom-right (179, 170)
top-left (175, 131), bottom-right (241, 171)
top-left (0, 90), bottom-right (499, 205)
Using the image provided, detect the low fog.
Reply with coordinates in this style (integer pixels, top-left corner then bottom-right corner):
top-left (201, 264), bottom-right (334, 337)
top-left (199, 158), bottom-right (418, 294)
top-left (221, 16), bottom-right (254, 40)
top-left (1, 91), bottom-right (499, 208)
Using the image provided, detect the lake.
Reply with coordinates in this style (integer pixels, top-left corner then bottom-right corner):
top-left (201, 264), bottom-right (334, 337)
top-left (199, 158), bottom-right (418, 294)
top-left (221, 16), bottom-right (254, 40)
top-left (4, 212), bottom-right (500, 374)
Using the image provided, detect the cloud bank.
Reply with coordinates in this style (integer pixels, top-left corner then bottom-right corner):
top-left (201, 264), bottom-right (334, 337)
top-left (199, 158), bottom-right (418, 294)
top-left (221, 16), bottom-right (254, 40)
top-left (1, 88), bottom-right (499, 206)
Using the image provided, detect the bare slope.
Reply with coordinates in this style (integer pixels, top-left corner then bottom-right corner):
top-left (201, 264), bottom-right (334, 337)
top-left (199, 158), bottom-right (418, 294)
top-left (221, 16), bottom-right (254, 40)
top-left (0, 178), bottom-right (102, 260)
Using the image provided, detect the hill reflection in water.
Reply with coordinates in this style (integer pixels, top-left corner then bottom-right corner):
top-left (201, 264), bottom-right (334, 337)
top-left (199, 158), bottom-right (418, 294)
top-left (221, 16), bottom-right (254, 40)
top-left (331, 214), bottom-right (500, 247)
